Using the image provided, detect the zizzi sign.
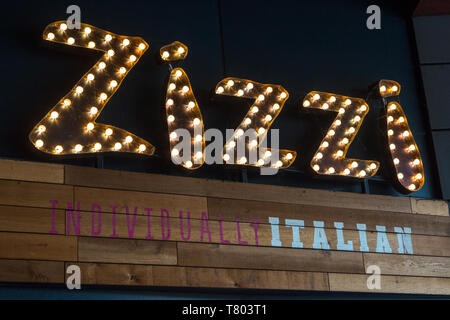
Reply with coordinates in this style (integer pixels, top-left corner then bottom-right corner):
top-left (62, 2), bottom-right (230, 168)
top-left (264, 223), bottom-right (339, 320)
top-left (49, 201), bottom-right (414, 255)
top-left (30, 21), bottom-right (424, 193)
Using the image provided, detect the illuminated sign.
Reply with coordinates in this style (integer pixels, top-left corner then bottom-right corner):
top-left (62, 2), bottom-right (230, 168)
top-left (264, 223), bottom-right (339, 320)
top-left (30, 21), bottom-right (425, 193)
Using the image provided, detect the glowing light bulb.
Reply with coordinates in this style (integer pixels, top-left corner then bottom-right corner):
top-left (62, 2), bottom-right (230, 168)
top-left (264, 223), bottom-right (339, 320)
top-left (380, 85), bottom-right (386, 92)
top-left (336, 150), bottom-right (344, 157)
top-left (351, 161), bottom-right (358, 168)
top-left (273, 103), bottom-right (280, 110)
top-left (280, 92), bottom-right (287, 99)
top-left (369, 163), bottom-right (377, 170)
top-left (75, 144), bottom-right (83, 152)
top-left (166, 99), bottom-right (174, 106)
top-left (258, 127), bottom-right (265, 134)
top-left (99, 62), bottom-right (106, 70)
top-left (122, 39), bottom-right (130, 46)
top-left (387, 116), bottom-right (394, 122)
top-left (100, 93), bottom-right (107, 100)
top-left (182, 86), bottom-right (189, 93)
top-left (188, 101), bottom-right (195, 109)
top-left (223, 154), bottom-right (230, 161)
top-left (193, 118), bottom-right (201, 126)
top-left (339, 108), bottom-right (345, 114)
top-left (413, 159), bottom-right (420, 166)
top-left (389, 144), bottom-right (396, 150)
top-left (87, 73), bottom-right (95, 81)
top-left (89, 107), bottom-right (98, 115)
top-left (398, 117), bottom-right (405, 123)
top-left (167, 115), bottom-right (175, 122)
top-left (171, 148), bottom-right (179, 156)
top-left (415, 173), bottom-right (423, 180)
top-left (329, 96), bottom-right (336, 103)
top-left (88, 41), bottom-right (95, 48)
top-left (250, 140), bottom-right (257, 148)
top-left (244, 118), bottom-right (251, 125)
top-left (105, 128), bottom-right (113, 136)
top-left (107, 49), bottom-right (115, 56)
top-left (55, 145), bottom-right (63, 153)
top-left (313, 164), bottom-right (320, 171)
top-left (392, 85), bottom-right (398, 92)
top-left (398, 173), bottom-right (404, 179)
top-left (343, 168), bottom-right (350, 175)
top-left (38, 125), bottom-right (46, 133)
top-left (228, 141), bottom-right (236, 148)
top-left (335, 120), bottom-right (341, 126)
top-left (403, 131), bottom-right (410, 137)
top-left (348, 127), bottom-right (355, 134)
top-left (217, 86), bottom-right (224, 94)
top-left (239, 156), bottom-right (247, 164)
top-left (169, 83), bottom-right (176, 90)
top-left (185, 161), bottom-right (193, 168)
top-left (316, 152), bottom-right (323, 159)
top-left (84, 27), bottom-right (91, 34)
top-left (286, 153), bottom-right (293, 160)
top-left (63, 99), bottom-right (71, 106)
top-left (129, 55), bottom-right (137, 62)
top-left (60, 23), bottom-right (67, 31)
top-left (114, 142), bottom-right (122, 150)
top-left (237, 89), bottom-right (244, 96)
top-left (162, 51), bottom-right (170, 59)
top-left (178, 47), bottom-right (185, 54)
top-left (408, 144), bottom-right (416, 151)
top-left (139, 144), bottom-right (146, 152)
top-left (328, 130), bottom-right (335, 136)
top-left (344, 99), bottom-right (351, 105)
top-left (227, 80), bottom-right (234, 87)
top-left (138, 43), bottom-right (146, 50)
top-left (105, 34), bottom-right (112, 41)
top-left (36, 140), bottom-right (44, 148)
top-left (195, 151), bottom-right (202, 159)
top-left (125, 136), bottom-right (133, 143)
top-left (266, 87), bottom-right (273, 93)
top-left (389, 104), bottom-right (397, 111)
top-left (94, 143), bottom-right (102, 151)
top-left (175, 70), bottom-right (182, 77)
top-left (360, 170), bottom-right (366, 177)
top-left (265, 151), bottom-right (272, 157)
top-left (47, 33), bottom-right (55, 40)
top-left (265, 115), bottom-right (272, 121)
top-left (353, 116), bottom-right (361, 122)
top-left (328, 167), bottom-right (335, 174)
top-left (275, 160), bottom-right (283, 167)
top-left (322, 103), bottom-right (329, 109)
top-left (322, 141), bottom-right (329, 148)
top-left (75, 86), bottom-right (84, 94)
top-left (388, 129), bottom-right (394, 136)
top-left (251, 106), bottom-right (259, 113)
top-left (67, 37), bottom-right (75, 45)
top-left (408, 184), bottom-right (416, 191)
top-left (87, 123), bottom-right (94, 130)
top-left (393, 158), bottom-right (400, 165)
top-left (110, 80), bottom-right (118, 88)
top-left (247, 83), bottom-right (253, 90)
top-left (236, 129), bottom-right (244, 137)
top-left (341, 138), bottom-right (349, 145)
top-left (313, 94), bottom-right (320, 100)
top-left (170, 132), bottom-right (177, 140)
top-left (119, 67), bottom-right (126, 74)
top-left (258, 94), bottom-right (265, 101)
top-left (195, 135), bottom-right (202, 142)
top-left (257, 159), bottom-right (265, 166)
top-left (50, 111), bottom-right (59, 120)
top-left (303, 100), bottom-right (310, 107)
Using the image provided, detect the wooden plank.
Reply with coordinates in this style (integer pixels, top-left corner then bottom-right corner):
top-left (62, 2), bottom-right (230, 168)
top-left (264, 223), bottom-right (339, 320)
top-left (0, 159), bottom-right (64, 184)
top-left (329, 273), bottom-right (450, 295)
top-left (152, 266), bottom-right (188, 287)
top-left (74, 187), bottom-right (206, 218)
top-left (364, 253), bottom-right (450, 278)
top-left (76, 211), bottom-right (450, 257)
top-left (78, 237), bottom-right (177, 265)
top-left (178, 242), bottom-right (364, 273)
top-left (0, 205), bottom-right (65, 234)
top-left (185, 267), bottom-right (329, 291)
top-left (67, 262), bottom-right (153, 286)
top-left (0, 259), bottom-right (63, 283)
top-left (208, 197), bottom-right (450, 237)
top-left (411, 198), bottom-right (449, 216)
top-left (0, 232), bottom-right (77, 261)
top-left (0, 180), bottom-right (72, 209)
top-left (65, 165), bottom-right (412, 213)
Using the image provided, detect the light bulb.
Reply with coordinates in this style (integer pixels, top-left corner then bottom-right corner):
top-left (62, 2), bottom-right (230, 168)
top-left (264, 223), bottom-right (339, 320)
top-left (392, 85), bottom-right (398, 92)
top-left (110, 80), bottom-right (118, 88)
top-left (265, 151), bottom-right (272, 157)
top-left (403, 131), bottom-right (410, 137)
top-left (335, 120), bottom-right (341, 126)
top-left (89, 107), bottom-right (98, 115)
top-left (60, 23), bottom-right (67, 31)
top-left (286, 153), bottom-right (293, 160)
top-left (87, 123), bottom-right (94, 130)
top-left (316, 152), bottom-right (323, 159)
top-left (182, 86), bottom-right (189, 93)
top-left (415, 173), bottom-right (423, 180)
top-left (178, 47), bottom-right (185, 54)
top-left (329, 96), bottom-right (336, 103)
top-left (380, 85), bottom-right (386, 92)
top-left (169, 83), bottom-right (176, 90)
top-left (76, 86), bottom-right (83, 94)
top-left (258, 127), bottom-right (265, 134)
top-left (250, 140), bottom-right (257, 147)
top-left (64, 99), bottom-right (71, 106)
top-left (47, 33), bottom-right (55, 40)
top-left (166, 99), bottom-right (174, 106)
top-left (129, 55), bottom-right (137, 62)
top-left (341, 138), bottom-right (349, 144)
top-left (239, 156), bottom-right (247, 164)
top-left (195, 151), bottom-right (202, 159)
top-left (139, 144), bottom-right (146, 152)
top-left (328, 167), bottom-right (335, 174)
top-left (227, 80), bottom-right (234, 87)
top-left (162, 51), bottom-right (169, 59)
top-left (84, 27), bottom-right (91, 34)
top-left (247, 83), bottom-right (254, 90)
top-left (122, 39), bottom-right (130, 46)
top-left (94, 143), bottom-right (102, 151)
top-left (393, 158), bottom-right (400, 165)
top-left (413, 159), bottom-right (420, 166)
top-left (36, 139), bottom-right (44, 148)
top-left (398, 173), bottom-right (404, 179)
top-left (88, 41), bottom-right (95, 48)
top-left (343, 168), bottom-right (350, 175)
top-left (257, 159), bottom-right (265, 166)
top-left (193, 118), bottom-right (201, 125)
top-left (273, 103), bottom-right (280, 110)
top-left (353, 116), bottom-right (361, 122)
top-left (388, 129), bottom-right (394, 136)
top-left (236, 129), bottom-right (244, 137)
top-left (251, 106), bottom-right (259, 113)
top-left (313, 93), bottom-right (320, 100)
top-left (336, 150), bottom-right (344, 157)
top-left (389, 104), bottom-right (397, 111)
top-left (50, 111), bottom-right (59, 120)
top-left (408, 145), bottom-right (416, 151)
top-left (322, 103), bottom-right (329, 109)
top-left (125, 136), bottom-right (133, 143)
top-left (275, 160), bottom-right (283, 167)
top-left (38, 125), bottom-right (46, 133)
top-left (389, 144), bottom-right (396, 150)
top-left (100, 93), bottom-right (107, 100)
top-left (105, 128), bottom-right (113, 136)
top-left (67, 37), bottom-right (75, 45)
top-left (170, 132), bottom-right (177, 139)
top-left (339, 108), bottom-right (345, 114)
top-left (265, 115), bottom-right (272, 121)
top-left (228, 141), bottom-right (236, 148)
top-left (223, 154), bottom-right (230, 161)
top-left (119, 67), bottom-right (126, 74)
top-left (55, 145), bottom-right (63, 153)
top-left (369, 163), bottom-right (377, 170)
top-left (313, 164), bottom-right (320, 171)
top-left (87, 73), bottom-right (95, 81)
top-left (175, 70), bottom-right (182, 77)
top-left (237, 89), bottom-right (244, 96)
top-left (107, 49), bottom-right (115, 56)
top-left (303, 100), bottom-right (310, 107)
top-left (105, 34), bottom-right (112, 41)
top-left (258, 94), bottom-right (265, 101)
top-left (75, 144), bottom-right (83, 152)
top-left (195, 135), bottom-right (202, 142)
top-left (167, 115), bottom-right (175, 122)
top-left (408, 184), bottom-right (416, 191)
top-left (387, 116), bottom-right (394, 122)
top-left (344, 99), bottom-right (351, 105)
top-left (99, 62), bottom-right (106, 69)
top-left (322, 141), bottom-right (329, 148)
top-left (280, 92), bottom-right (287, 99)
top-left (188, 101), bottom-right (195, 109)
top-left (328, 129), bottom-right (335, 136)
top-left (138, 43), bottom-right (146, 50)
top-left (348, 127), bottom-right (355, 133)
top-left (171, 148), bottom-right (179, 156)
top-left (114, 142), bottom-right (122, 150)
top-left (398, 117), bottom-right (405, 123)
top-left (217, 86), bottom-right (224, 94)
top-left (266, 87), bottom-right (273, 93)
top-left (351, 161), bottom-right (358, 168)
top-left (185, 161), bottom-right (193, 168)
top-left (244, 118), bottom-right (251, 125)
top-left (359, 105), bottom-right (367, 112)
top-left (360, 170), bottom-right (366, 177)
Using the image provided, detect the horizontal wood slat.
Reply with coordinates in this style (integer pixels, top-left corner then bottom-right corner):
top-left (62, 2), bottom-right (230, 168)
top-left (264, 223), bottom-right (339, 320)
top-left (64, 165), bottom-right (414, 213)
top-left (0, 159), bottom-right (64, 184)
top-left (0, 205), bottom-right (64, 234)
top-left (0, 180), bottom-right (72, 209)
top-left (74, 187), bottom-right (207, 218)
top-left (364, 253), bottom-right (450, 278)
top-left (78, 237), bottom-right (177, 265)
top-left (178, 242), bottom-right (364, 273)
top-left (411, 198), bottom-right (449, 216)
top-left (207, 198), bottom-right (450, 237)
top-left (0, 259), bottom-right (63, 283)
top-left (0, 232), bottom-right (77, 261)
top-left (329, 273), bottom-right (450, 294)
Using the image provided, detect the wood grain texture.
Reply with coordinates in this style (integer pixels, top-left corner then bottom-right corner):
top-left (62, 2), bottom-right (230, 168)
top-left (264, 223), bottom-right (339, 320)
top-left (0, 232), bottom-right (77, 261)
top-left (411, 198), bottom-right (449, 216)
top-left (67, 262), bottom-right (153, 286)
top-left (74, 187), bottom-right (206, 218)
top-left (178, 242), bottom-right (364, 273)
top-left (329, 273), bottom-right (450, 294)
top-left (78, 237), bottom-right (177, 265)
top-left (207, 197), bottom-right (450, 237)
top-left (0, 259), bottom-right (63, 283)
top-left (65, 165), bottom-right (412, 213)
top-left (75, 211), bottom-right (450, 257)
top-left (0, 205), bottom-right (64, 234)
top-left (364, 253), bottom-right (450, 278)
top-left (0, 159), bottom-right (64, 184)
top-left (0, 180), bottom-right (72, 209)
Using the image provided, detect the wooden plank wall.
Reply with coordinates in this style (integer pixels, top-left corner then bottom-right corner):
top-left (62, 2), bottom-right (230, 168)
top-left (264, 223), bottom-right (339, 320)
top-left (0, 158), bottom-right (448, 295)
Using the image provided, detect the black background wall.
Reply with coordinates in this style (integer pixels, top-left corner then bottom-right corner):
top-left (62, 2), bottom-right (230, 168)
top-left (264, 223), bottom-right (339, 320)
top-left (0, 0), bottom-right (442, 199)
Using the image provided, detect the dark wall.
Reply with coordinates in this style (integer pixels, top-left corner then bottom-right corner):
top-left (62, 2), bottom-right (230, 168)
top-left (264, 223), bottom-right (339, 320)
top-left (0, 0), bottom-right (441, 199)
